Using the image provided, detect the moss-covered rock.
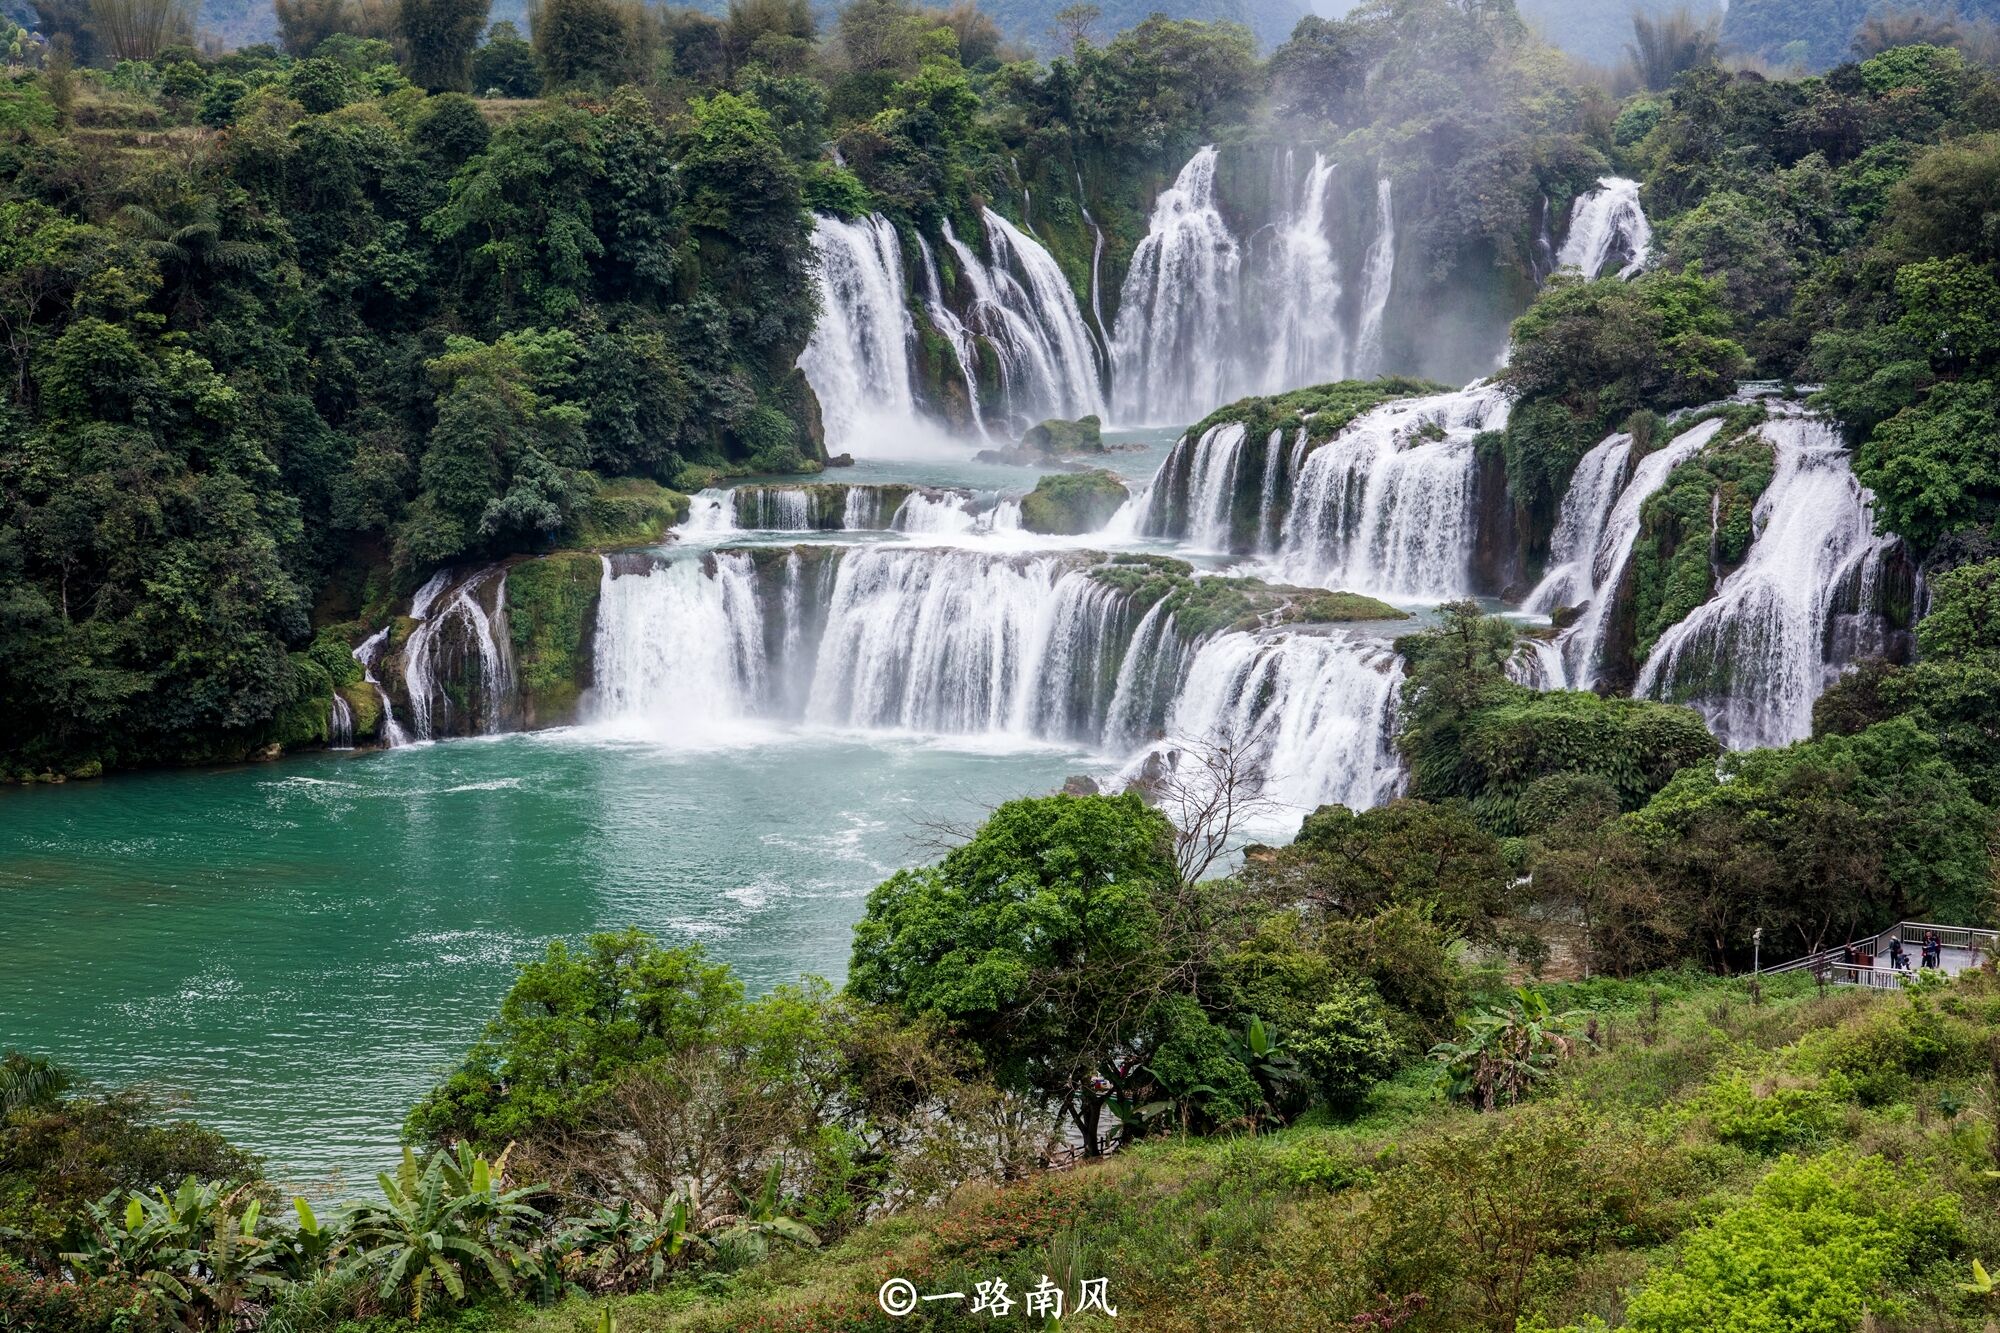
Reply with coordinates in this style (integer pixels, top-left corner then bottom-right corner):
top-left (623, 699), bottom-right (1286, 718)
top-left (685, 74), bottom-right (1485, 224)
top-left (1022, 414), bottom-right (1104, 455)
top-left (1629, 413), bottom-right (1775, 660)
top-left (504, 552), bottom-right (603, 728)
top-left (1088, 554), bottom-right (1409, 639)
top-left (338, 682), bottom-right (384, 741)
top-left (571, 477), bottom-right (690, 549)
top-left (1020, 469), bottom-right (1129, 535)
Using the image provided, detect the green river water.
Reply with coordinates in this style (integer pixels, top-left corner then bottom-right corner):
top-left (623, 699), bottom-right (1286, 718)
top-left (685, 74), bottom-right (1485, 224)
top-left (0, 729), bottom-right (1096, 1194)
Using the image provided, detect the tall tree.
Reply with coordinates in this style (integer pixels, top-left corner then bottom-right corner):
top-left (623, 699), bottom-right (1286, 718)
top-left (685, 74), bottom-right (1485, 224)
top-left (86, 0), bottom-right (191, 61)
top-left (398, 0), bottom-right (490, 92)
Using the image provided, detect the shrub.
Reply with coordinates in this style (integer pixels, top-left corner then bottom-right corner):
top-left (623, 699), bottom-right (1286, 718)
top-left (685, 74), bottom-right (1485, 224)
top-left (1620, 1154), bottom-right (1962, 1332)
top-left (1702, 1073), bottom-right (1841, 1154)
top-left (1293, 982), bottom-right (1399, 1111)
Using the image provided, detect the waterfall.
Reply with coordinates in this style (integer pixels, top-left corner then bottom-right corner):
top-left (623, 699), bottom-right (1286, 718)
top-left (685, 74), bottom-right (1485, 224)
top-left (943, 211), bottom-right (1104, 427)
top-left (1077, 170), bottom-right (1112, 356)
top-left (1556, 178), bottom-right (1652, 280)
top-left (1104, 598), bottom-right (1190, 750)
top-left (1634, 413), bottom-right (1896, 748)
top-left (400, 567), bottom-right (515, 740)
top-left (1523, 432), bottom-right (1634, 614)
top-left (1177, 422), bottom-right (1250, 552)
top-left (328, 691), bottom-right (354, 750)
top-left (1352, 177), bottom-right (1397, 376)
top-left (917, 235), bottom-right (988, 438)
top-left (1110, 146), bottom-right (1242, 426)
top-left (354, 627), bottom-right (410, 747)
top-left (805, 549), bottom-right (1128, 739)
top-left (797, 213), bottom-right (917, 451)
top-left (1547, 418), bottom-right (1725, 689)
top-left (1275, 383), bottom-right (1512, 598)
top-left (1161, 630), bottom-right (1404, 813)
top-left (892, 489), bottom-right (1020, 535)
top-left (682, 489), bottom-right (737, 534)
top-left (1262, 152), bottom-right (1345, 395)
top-left (591, 546), bottom-right (1200, 750)
top-left (592, 552), bottom-right (770, 730)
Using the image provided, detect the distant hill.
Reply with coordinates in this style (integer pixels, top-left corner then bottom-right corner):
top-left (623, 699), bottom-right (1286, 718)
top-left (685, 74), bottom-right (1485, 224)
top-left (195, 0), bottom-right (1308, 57)
top-left (985, 0), bottom-right (1307, 53)
top-left (1309, 0), bottom-right (1725, 71)
top-left (1723, 0), bottom-right (2000, 70)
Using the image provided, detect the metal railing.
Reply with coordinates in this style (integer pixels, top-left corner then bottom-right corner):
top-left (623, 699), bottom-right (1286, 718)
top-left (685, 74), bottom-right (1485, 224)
top-left (1764, 921), bottom-right (2000, 979)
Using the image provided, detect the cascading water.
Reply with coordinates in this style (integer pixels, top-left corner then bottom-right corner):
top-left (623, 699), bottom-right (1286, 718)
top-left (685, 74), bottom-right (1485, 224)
top-left (1635, 412), bottom-right (1897, 749)
top-left (944, 211), bottom-right (1105, 427)
top-left (1110, 146), bottom-right (1242, 426)
top-left (1159, 630), bottom-right (1404, 814)
top-left (1352, 177), bottom-right (1397, 376)
top-left (1556, 177), bottom-right (1652, 280)
top-left (917, 235), bottom-right (988, 438)
top-left (400, 567), bottom-right (515, 740)
top-left (328, 691), bottom-right (354, 750)
top-left (1275, 383), bottom-right (1512, 598)
top-left (1539, 418), bottom-right (1724, 689)
top-left (797, 213), bottom-right (917, 451)
top-left (683, 489), bottom-right (737, 534)
top-left (1262, 152), bottom-right (1345, 395)
top-left (1523, 433), bottom-right (1634, 613)
top-left (354, 627), bottom-right (410, 747)
top-left (594, 546), bottom-right (1151, 745)
top-left (592, 552), bottom-right (770, 732)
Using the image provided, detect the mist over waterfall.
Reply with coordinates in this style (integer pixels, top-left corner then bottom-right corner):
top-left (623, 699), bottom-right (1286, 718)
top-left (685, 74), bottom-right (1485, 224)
top-left (1261, 152), bottom-right (1345, 395)
top-left (1110, 146), bottom-right (1403, 425)
top-left (1556, 177), bottom-right (1653, 280)
top-left (1635, 413), bottom-right (1898, 748)
top-left (797, 214), bottom-right (917, 451)
top-left (1275, 383), bottom-right (1512, 598)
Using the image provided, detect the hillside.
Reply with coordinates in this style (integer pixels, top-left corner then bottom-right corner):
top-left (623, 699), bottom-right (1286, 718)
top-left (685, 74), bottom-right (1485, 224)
top-left (193, 0), bottom-right (1310, 56)
top-left (481, 968), bottom-right (2000, 1332)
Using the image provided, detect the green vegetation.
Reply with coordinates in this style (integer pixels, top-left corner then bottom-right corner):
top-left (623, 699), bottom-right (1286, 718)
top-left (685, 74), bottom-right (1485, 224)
top-left (1087, 553), bottom-right (1406, 638)
top-left (1187, 377), bottom-right (1442, 446)
top-left (1626, 418), bottom-right (1775, 658)
top-left (503, 552), bottom-right (600, 727)
top-left (1019, 413), bottom-right (1102, 455)
top-left (24, 875), bottom-right (2000, 1330)
top-left (1017, 467), bottom-right (1126, 534)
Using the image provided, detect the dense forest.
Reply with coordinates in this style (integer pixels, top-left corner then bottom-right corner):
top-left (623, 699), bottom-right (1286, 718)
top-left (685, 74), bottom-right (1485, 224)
top-left (9, 0), bottom-right (2000, 1328)
top-left (4, 0), bottom-right (1998, 776)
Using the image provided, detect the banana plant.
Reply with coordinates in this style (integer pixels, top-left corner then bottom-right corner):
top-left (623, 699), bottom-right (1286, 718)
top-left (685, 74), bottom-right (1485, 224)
top-left (558, 1190), bottom-right (710, 1293)
top-left (274, 1195), bottom-right (339, 1281)
top-left (63, 1178), bottom-right (280, 1327)
top-left (708, 1164), bottom-right (819, 1262)
top-left (1228, 1014), bottom-right (1306, 1114)
top-left (1099, 1062), bottom-right (1170, 1142)
top-left (1429, 988), bottom-right (1590, 1111)
top-left (1963, 1258), bottom-right (1997, 1296)
top-left (340, 1147), bottom-right (542, 1322)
